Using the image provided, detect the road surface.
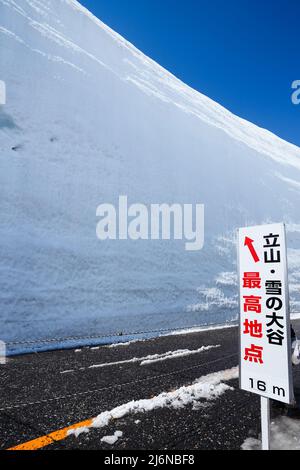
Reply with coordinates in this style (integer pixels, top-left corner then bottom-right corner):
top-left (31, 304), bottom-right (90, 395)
top-left (1, 322), bottom-right (300, 450)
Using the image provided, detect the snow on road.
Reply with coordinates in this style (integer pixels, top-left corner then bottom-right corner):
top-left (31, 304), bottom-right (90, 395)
top-left (242, 416), bottom-right (300, 450)
top-left (167, 324), bottom-right (237, 337)
top-left (60, 345), bottom-right (220, 374)
top-left (107, 339), bottom-right (147, 348)
top-left (139, 345), bottom-right (220, 365)
top-left (101, 431), bottom-right (123, 445)
top-left (68, 426), bottom-right (90, 438)
top-left (106, 324), bottom-right (237, 349)
top-left (68, 367), bottom-right (238, 438)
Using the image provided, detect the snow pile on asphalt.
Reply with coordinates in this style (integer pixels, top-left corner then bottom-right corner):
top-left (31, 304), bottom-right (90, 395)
top-left (242, 417), bottom-right (300, 450)
top-left (106, 323), bottom-right (236, 349)
top-left (88, 367), bottom-right (238, 431)
top-left (89, 345), bottom-right (220, 369)
top-left (140, 345), bottom-right (220, 365)
top-left (101, 431), bottom-right (123, 445)
top-left (68, 426), bottom-right (90, 438)
top-left (107, 339), bottom-right (147, 348)
top-left (167, 324), bottom-right (237, 337)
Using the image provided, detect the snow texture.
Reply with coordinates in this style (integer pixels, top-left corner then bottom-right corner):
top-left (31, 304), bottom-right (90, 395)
top-left (68, 367), bottom-right (238, 439)
top-left (67, 426), bottom-right (90, 438)
top-left (89, 367), bottom-right (238, 431)
top-left (107, 339), bottom-right (147, 349)
top-left (1, 0), bottom-right (300, 352)
top-left (101, 431), bottom-right (123, 445)
top-left (242, 417), bottom-right (300, 450)
top-left (88, 345), bottom-right (220, 369)
top-left (59, 344), bottom-right (220, 373)
top-left (139, 345), bottom-right (220, 365)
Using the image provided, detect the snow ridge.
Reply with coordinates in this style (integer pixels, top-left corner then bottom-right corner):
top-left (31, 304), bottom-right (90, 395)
top-left (91, 367), bottom-right (238, 430)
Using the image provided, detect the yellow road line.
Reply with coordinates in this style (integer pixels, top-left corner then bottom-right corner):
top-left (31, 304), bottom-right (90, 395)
top-left (7, 418), bottom-right (94, 451)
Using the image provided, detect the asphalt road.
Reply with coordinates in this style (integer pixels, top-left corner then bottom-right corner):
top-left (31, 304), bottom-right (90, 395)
top-left (1, 322), bottom-right (300, 451)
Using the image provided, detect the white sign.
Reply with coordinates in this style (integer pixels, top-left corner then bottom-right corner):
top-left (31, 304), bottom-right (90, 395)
top-left (238, 223), bottom-right (293, 404)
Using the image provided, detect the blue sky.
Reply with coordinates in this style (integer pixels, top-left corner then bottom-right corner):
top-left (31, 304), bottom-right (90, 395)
top-left (81, 0), bottom-right (300, 147)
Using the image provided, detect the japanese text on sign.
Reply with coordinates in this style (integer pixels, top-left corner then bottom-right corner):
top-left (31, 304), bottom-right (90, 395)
top-left (238, 223), bottom-right (293, 404)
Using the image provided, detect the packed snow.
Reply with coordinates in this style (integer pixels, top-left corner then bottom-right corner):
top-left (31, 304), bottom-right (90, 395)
top-left (167, 323), bottom-right (237, 337)
top-left (88, 345), bottom-right (220, 369)
top-left (1, 0), bottom-right (300, 351)
top-left (242, 417), bottom-right (300, 450)
top-left (107, 339), bottom-right (147, 349)
top-left (139, 345), bottom-right (220, 366)
top-left (67, 426), bottom-right (90, 438)
top-left (68, 367), bottom-right (238, 436)
top-left (101, 431), bottom-right (123, 446)
top-left (60, 344), bottom-right (220, 373)
top-left (107, 324), bottom-right (235, 348)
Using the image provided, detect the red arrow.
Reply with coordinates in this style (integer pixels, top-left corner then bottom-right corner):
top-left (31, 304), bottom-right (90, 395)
top-left (244, 237), bottom-right (260, 263)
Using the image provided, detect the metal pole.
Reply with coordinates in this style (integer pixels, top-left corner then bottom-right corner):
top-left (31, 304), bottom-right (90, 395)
top-left (261, 397), bottom-right (270, 450)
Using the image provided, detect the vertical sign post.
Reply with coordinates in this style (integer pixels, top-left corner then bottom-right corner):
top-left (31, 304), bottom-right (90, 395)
top-left (238, 223), bottom-right (293, 451)
top-left (260, 396), bottom-right (270, 450)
